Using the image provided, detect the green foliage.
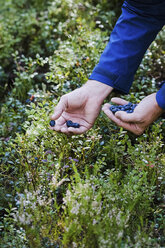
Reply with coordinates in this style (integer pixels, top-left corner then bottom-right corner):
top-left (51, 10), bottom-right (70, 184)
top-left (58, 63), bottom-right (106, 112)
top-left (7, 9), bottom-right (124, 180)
top-left (0, 0), bottom-right (165, 247)
top-left (1, 93), bottom-right (165, 247)
top-left (62, 165), bottom-right (157, 247)
top-left (0, 0), bottom-right (120, 101)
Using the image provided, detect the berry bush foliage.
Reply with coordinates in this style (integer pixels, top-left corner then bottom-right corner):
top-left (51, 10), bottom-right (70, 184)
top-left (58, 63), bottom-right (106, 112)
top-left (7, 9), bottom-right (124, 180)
top-left (0, 0), bottom-right (165, 247)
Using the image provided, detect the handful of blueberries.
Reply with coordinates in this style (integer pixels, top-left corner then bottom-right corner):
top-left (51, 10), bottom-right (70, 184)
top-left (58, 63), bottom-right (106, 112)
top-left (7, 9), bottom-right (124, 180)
top-left (110, 102), bottom-right (137, 114)
top-left (49, 120), bottom-right (80, 128)
top-left (66, 120), bottom-right (80, 128)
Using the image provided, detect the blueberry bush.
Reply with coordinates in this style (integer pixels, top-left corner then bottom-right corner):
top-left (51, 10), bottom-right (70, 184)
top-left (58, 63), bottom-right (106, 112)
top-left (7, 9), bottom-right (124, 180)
top-left (0, 0), bottom-right (165, 247)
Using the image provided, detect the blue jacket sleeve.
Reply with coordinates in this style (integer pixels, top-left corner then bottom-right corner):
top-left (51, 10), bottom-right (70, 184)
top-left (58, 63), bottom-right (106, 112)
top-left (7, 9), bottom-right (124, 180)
top-left (156, 83), bottom-right (165, 110)
top-left (89, 0), bottom-right (165, 102)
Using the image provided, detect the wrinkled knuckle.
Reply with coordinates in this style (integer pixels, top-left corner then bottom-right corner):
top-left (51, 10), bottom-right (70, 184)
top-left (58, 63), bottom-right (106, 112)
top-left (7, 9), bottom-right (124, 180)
top-left (134, 128), bottom-right (144, 136)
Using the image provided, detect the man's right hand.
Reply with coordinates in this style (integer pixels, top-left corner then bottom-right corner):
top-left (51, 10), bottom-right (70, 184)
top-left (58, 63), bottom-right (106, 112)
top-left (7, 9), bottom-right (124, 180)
top-left (50, 80), bottom-right (113, 134)
top-left (102, 93), bottom-right (164, 135)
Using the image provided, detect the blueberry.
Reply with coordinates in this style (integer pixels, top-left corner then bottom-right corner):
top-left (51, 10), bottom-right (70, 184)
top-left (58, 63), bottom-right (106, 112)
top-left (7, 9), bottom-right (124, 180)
top-left (124, 105), bottom-right (130, 110)
top-left (72, 123), bottom-right (80, 128)
top-left (126, 110), bottom-right (133, 113)
top-left (66, 120), bottom-right (80, 128)
top-left (109, 107), bottom-right (114, 112)
top-left (132, 104), bottom-right (137, 109)
top-left (50, 120), bottom-right (56, 127)
top-left (118, 105), bottom-right (122, 110)
top-left (110, 106), bottom-right (116, 111)
top-left (66, 120), bottom-right (73, 127)
top-left (26, 99), bottom-right (31, 103)
top-left (114, 108), bottom-right (119, 112)
top-left (127, 102), bottom-right (133, 106)
top-left (110, 106), bottom-right (118, 113)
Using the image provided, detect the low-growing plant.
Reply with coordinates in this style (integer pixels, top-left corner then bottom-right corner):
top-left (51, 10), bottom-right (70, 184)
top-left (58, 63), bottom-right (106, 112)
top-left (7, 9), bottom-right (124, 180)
top-left (0, 1), bottom-right (165, 247)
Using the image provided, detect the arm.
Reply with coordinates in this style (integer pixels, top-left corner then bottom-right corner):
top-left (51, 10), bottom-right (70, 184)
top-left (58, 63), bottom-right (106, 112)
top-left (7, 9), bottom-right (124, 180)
top-left (89, 0), bottom-right (165, 94)
top-left (51, 0), bottom-right (165, 134)
top-left (90, 0), bottom-right (165, 134)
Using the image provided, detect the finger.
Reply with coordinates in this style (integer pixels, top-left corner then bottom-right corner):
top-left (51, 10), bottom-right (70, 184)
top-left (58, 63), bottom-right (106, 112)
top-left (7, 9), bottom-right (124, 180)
top-left (61, 125), bottom-right (88, 135)
top-left (49, 115), bottom-right (66, 131)
top-left (51, 124), bottom-right (62, 132)
top-left (51, 96), bottom-right (68, 120)
top-left (115, 111), bottom-right (141, 123)
top-left (102, 103), bottom-right (111, 110)
top-left (68, 126), bottom-right (88, 134)
top-left (111, 97), bottom-right (129, 105)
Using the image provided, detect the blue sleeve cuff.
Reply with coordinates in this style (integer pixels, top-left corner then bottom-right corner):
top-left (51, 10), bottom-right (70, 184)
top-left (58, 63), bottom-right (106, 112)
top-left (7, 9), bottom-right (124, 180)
top-left (89, 71), bottom-right (133, 94)
top-left (156, 84), bottom-right (165, 110)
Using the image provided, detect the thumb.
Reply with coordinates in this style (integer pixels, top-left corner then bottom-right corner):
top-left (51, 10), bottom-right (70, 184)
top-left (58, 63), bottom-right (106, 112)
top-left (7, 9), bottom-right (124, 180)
top-left (115, 111), bottom-right (140, 123)
top-left (51, 96), bottom-right (68, 120)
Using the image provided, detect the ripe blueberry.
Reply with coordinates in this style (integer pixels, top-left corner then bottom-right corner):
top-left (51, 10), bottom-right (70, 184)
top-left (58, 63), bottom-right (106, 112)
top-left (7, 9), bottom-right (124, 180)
top-left (26, 99), bottom-right (31, 103)
top-left (72, 123), bottom-right (80, 128)
top-left (66, 120), bottom-right (73, 127)
top-left (50, 120), bottom-right (56, 127)
top-left (66, 120), bottom-right (80, 128)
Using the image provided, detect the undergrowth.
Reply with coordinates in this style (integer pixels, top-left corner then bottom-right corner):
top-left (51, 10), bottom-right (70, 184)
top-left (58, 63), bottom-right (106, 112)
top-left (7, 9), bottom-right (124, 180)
top-left (0, 0), bottom-right (165, 247)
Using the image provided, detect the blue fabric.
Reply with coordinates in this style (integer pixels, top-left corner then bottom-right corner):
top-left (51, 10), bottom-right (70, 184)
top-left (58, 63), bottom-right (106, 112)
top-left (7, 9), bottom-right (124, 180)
top-left (156, 84), bottom-right (165, 110)
top-left (89, 0), bottom-right (165, 107)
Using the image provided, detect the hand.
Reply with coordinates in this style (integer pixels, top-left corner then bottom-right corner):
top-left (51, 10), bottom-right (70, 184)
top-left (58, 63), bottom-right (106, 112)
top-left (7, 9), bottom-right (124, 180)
top-left (50, 80), bottom-right (113, 134)
top-left (102, 93), bottom-right (164, 135)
